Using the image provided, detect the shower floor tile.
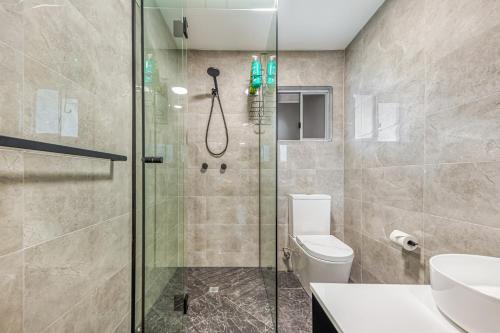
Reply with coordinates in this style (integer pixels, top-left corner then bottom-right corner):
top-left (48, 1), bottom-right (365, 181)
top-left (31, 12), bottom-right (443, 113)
top-left (144, 267), bottom-right (275, 333)
top-left (144, 269), bottom-right (312, 333)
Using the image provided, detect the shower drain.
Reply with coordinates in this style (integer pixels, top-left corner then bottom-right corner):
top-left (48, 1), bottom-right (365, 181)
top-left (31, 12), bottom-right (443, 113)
top-left (208, 286), bottom-right (219, 293)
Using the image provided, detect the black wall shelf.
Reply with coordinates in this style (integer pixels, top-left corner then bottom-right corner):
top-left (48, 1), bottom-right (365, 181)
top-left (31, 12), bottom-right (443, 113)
top-left (0, 135), bottom-right (127, 161)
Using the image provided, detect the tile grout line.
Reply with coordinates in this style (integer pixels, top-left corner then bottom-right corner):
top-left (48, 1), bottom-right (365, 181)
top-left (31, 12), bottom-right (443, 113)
top-left (20, 211), bottom-right (131, 253)
top-left (40, 263), bottom-right (130, 333)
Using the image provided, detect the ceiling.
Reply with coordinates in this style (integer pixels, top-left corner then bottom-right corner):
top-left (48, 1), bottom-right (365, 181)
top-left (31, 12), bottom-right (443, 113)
top-left (279, 0), bottom-right (385, 50)
top-left (157, 0), bottom-right (385, 51)
top-left (183, 8), bottom-right (276, 51)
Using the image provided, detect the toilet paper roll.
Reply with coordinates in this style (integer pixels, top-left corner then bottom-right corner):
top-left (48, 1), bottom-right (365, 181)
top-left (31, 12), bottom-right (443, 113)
top-left (389, 230), bottom-right (418, 251)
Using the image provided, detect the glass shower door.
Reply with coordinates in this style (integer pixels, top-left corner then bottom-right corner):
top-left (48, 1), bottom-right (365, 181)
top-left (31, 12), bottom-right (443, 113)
top-left (259, 13), bottom-right (278, 331)
top-left (141, 1), bottom-right (187, 332)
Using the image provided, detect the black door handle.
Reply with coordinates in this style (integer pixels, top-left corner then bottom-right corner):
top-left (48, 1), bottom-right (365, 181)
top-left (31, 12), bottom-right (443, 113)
top-left (143, 156), bottom-right (163, 163)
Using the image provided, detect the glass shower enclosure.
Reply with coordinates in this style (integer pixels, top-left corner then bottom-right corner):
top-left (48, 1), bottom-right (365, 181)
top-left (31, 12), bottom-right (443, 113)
top-left (133, 1), bottom-right (277, 331)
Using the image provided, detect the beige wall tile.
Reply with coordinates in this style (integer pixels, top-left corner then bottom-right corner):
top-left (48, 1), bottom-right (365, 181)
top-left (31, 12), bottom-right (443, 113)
top-left (362, 202), bottom-right (423, 249)
top-left (0, 251), bottom-right (23, 333)
top-left (345, 0), bottom-right (500, 286)
top-left (362, 235), bottom-right (423, 284)
top-left (206, 196), bottom-right (259, 225)
top-left (23, 153), bottom-right (95, 247)
top-left (46, 265), bottom-right (131, 333)
top-left (0, 150), bottom-right (23, 256)
top-left (23, 57), bottom-right (95, 149)
top-left (0, 44), bottom-right (23, 138)
top-left (23, 0), bottom-right (101, 93)
top-left (363, 166), bottom-right (423, 212)
top-left (423, 214), bottom-right (500, 259)
top-left (424, 162), bottom-right (500, 228)
top-left (344, 198), bottom-right (362, 232)
top-left (425, 93), bottom-right (500, 164)
top-left (24, 214), bottom-right (129, 332)
top-left (0, 0), bottom-right (23, 51)
top-left (344, 169), bottom-right (362, 200)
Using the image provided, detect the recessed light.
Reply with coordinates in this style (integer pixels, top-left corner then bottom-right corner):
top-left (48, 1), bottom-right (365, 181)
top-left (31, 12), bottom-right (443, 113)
top-left (171, 86), bottom-right (188, 95)
top-left (173, 105), bottom-right (183, 109)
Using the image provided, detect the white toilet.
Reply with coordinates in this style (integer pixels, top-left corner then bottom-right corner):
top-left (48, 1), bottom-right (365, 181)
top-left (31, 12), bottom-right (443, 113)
top-left (288, 194), bottom-right (354, 296)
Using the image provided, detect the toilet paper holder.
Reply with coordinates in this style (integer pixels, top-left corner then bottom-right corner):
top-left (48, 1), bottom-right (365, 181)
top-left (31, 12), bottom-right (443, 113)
top-left (389, 230), bottom-right (419, 251)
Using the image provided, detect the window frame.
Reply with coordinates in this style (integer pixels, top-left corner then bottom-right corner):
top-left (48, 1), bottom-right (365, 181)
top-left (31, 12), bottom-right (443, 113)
top-left (277, 86), bottom-right (333, 142)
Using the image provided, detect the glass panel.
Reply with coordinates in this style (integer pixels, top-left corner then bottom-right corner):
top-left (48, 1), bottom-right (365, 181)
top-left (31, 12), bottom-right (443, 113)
top-left (260, 12), bottom-right (277, 332)
top-left (278, 93), bottom-right (300, 140)
top-left (133, 0), bottom-right (143, 330)
top-left (303, 94), bottom-right (326, 139)
top-left (141, 1), bottom-right (187, 332)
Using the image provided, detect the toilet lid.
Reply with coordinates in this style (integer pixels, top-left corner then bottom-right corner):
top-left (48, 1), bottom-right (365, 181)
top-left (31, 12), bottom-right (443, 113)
top-left (297, 235), bottom-right (354, 262)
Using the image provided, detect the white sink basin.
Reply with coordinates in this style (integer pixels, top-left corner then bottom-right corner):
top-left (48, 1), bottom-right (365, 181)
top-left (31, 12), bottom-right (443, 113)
top-left (430, 254), bottom-right (500, 333)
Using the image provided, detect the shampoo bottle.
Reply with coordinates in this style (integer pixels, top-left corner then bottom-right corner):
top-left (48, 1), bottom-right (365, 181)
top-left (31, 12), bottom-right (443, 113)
top-left (250, 55), bottom-right (262, 89)
top-left (266, 55), bottom-right (276, 86)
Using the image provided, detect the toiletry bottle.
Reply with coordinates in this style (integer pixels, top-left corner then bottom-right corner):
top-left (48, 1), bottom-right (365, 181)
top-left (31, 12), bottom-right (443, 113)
top-left (250, 55), bottom-right (262, 89)
top-left (266, 55), bottom-right (276, 86)
top-left (145, 54), bottom-right (154, 85)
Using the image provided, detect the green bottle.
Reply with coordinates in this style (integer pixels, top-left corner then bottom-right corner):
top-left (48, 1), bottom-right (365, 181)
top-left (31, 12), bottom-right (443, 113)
top-left (144, 54), bottom-right (155, 85)
top-left (266, 55), bottom-right (276, 86)
top-left (250, 55), bottom-right (262, 89)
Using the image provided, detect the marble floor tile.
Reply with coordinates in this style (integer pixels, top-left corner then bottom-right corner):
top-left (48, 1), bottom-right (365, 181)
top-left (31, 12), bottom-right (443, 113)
top-left (145, 267), bottom-right (276, 333)
top-left (278, 272), bottom-right (312, 333)
top-left (144, 269), bottom-right (313, 333)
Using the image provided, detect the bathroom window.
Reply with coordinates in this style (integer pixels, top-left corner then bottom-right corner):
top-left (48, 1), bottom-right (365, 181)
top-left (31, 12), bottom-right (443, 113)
top-left (278, 86), bottom-right (332, 141)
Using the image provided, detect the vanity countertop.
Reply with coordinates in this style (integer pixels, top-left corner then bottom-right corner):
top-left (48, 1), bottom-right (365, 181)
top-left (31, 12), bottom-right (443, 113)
top-left (310, 283), bottom-right (464, 333)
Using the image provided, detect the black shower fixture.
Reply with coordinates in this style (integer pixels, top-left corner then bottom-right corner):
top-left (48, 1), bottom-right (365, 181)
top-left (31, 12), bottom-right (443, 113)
top-left (205, 67), bottom-right (228, 157)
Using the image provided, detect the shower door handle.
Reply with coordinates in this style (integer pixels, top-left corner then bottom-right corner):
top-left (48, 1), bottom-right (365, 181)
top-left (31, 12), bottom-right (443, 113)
top-left (143, 156), bottom-right (164, 163)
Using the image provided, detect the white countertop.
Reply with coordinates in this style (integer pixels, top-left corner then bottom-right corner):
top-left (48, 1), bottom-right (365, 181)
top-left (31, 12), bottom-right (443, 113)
top-left (310, 283), bottom-right (465, 333)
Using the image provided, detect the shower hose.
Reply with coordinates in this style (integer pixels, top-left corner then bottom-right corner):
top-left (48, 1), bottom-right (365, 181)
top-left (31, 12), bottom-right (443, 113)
top-left (205, 88), bottom-right (229, 157)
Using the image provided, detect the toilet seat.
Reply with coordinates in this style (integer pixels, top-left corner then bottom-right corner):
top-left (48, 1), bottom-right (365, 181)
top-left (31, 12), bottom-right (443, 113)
top-left (296, 235), bottom-right (354, 263)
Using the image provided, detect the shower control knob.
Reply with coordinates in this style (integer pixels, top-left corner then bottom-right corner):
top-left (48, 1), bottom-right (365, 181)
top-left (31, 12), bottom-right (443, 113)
top-left (221, 163), bottom-right (227, 170)
top-left (202, 163), bottom-right (208, 170)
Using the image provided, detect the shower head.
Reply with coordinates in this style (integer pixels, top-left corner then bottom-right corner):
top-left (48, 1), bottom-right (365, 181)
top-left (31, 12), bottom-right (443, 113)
top-left (207, 67), bottom-right (220, 93)
top-left (207, 67), bottom-right (220, 77)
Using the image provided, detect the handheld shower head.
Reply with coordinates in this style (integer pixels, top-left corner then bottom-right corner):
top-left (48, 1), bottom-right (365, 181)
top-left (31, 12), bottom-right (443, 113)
top-left (207, 67), bottom-right (220, 93)
top-left (207, 67), bottom-right (220, 77)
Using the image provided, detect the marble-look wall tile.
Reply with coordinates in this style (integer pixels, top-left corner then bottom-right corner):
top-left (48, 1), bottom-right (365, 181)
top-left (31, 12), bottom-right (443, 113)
top-left (344, 198), bottom-right (362, 232)
top-left (362, 235), bottom-right (423, 284)
top-left (423, 0), bottom-right (500, 64)
top-left (423, 214), bottom-right (500, 259)
top-left (345, 0), bottom-right (500, 285)
top-left (45, 265), bottom-right (130, 333)
top-left (362, 202), bottom-right (423, 250)
top-left (424, 162), bottom-right (500, 229)
top-left (0, 252), bottom-right (23, 333)
top-left (425, 93), bottom-right (500, 164)
top-left (206, 196), bottom-right (258, 225)
top-left (186, 224), bottom-right (258, 254)
top-left (363, 166), bottom-right (423, 212)
top-left (23, 153), bottom-right (94, 247)
top-left (425, 24), bottom-right (500, 113)
top-left (344, 169), bottom-right (362, 200)
top-left (0, 43), bottom-right (23, 137)
top-left (23, 0), bottom-right (101, 93)
top-left (24, 214), bottom-right (130, 332)
top-left (0, 0), bottom-right (132, 329)
top-left (278, 51), bottom-right (344, 86)
top-left (0, 0), bottom-right (23, 51)
top-left (276, 51), bottom-right (345, 270)
top-left (362, 71), bottom-right (425, 168)
top-left (23, 57), bottom-right (95, 149)
top-left (113, 313), bottom-right (132, 333)
top-left (0, 149), bottom-right (23, 256)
